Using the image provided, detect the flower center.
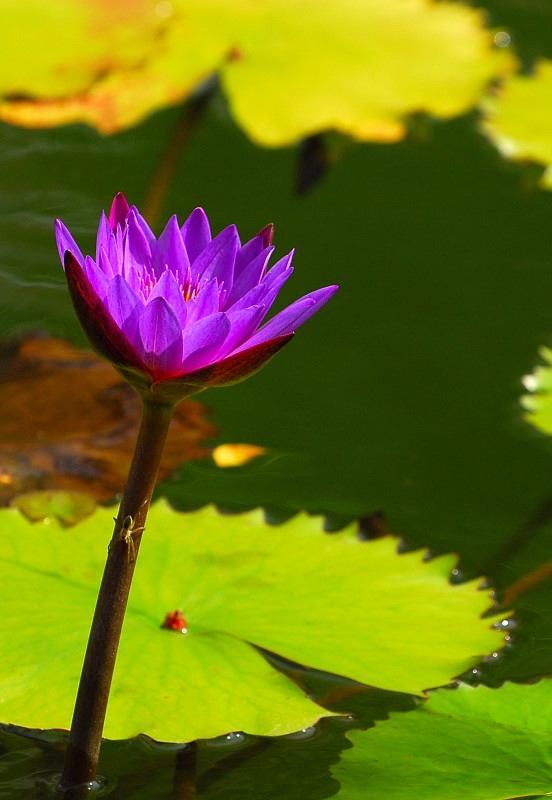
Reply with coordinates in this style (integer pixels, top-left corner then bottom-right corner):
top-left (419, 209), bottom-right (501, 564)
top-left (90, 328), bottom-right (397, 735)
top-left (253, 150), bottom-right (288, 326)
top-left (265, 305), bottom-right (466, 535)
top-left (140, 267), bottom-right (201, 304)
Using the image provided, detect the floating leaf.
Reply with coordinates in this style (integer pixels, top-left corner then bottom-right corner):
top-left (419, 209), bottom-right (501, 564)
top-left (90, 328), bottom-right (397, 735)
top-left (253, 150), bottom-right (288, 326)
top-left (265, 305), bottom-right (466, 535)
top-left (335, 681), bottom-right (552, 800)
top-left (0, 336), bottom-right (215, 504)
top-left (0, 502), bottom-right (501, 741)
top-left (0, 0), bottom-right (512, 145)
top-left (482, 60), bottom-right (552, 188)
top-left (219, 0), bottom-right (513, 147)
top-left (520, 346), bottom-right (552, 435)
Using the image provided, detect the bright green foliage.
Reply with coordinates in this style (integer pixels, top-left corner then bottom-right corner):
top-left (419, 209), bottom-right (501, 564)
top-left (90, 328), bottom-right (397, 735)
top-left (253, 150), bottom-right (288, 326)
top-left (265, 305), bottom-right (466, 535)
top-left (521, 347), bottom-right (552, 435)
top-left (483, 60), bottom-right (552, 189)
top-left (0, 0), bottom-right (512, 143)
top-left (335, 681), bottom-right (552, 799)
top-left (0, 501), bottom-right (500, 741)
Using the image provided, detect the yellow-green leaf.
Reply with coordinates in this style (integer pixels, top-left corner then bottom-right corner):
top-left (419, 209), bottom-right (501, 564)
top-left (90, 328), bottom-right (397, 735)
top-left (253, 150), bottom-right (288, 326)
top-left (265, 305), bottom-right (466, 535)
top-left (521, 346), bottom-right (552, 435)
top-left (483, 59), bottom-right (552, 188)
top-left (0, 0), bottom-right (513, 144)
top-left (0, 501), bottom-right (502, 742)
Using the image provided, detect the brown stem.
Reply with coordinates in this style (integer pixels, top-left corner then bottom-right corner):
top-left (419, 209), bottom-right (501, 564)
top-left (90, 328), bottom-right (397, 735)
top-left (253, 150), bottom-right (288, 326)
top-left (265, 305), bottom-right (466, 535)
top-left (59, 399), bottom-right (175, 795)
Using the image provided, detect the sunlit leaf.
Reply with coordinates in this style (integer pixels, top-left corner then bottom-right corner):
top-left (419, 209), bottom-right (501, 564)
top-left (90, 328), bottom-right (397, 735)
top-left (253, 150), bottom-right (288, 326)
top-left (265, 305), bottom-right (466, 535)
top-left (0, 0), bottom-right (512, 145)
top-left (0, 502), bottom-right (501, 741)
top-left (0, 336), bottom-right (215, 504)
top-left (219, 0), bottom-right (513, 147)
top-left (334, 681), bottom-right (552, 799)
top-left (482, 59), bottom-right (552, 188)
top-left (520, 346), bottom-right (552, 435)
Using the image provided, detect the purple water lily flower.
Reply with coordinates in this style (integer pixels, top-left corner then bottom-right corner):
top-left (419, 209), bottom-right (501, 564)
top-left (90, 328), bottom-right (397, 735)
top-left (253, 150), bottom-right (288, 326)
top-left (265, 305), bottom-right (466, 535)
top-left (55, 194), bottom-right (338, 404)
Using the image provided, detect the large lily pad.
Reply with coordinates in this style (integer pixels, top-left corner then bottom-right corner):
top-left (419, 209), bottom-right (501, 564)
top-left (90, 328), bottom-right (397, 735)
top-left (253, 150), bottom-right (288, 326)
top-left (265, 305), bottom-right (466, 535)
top-left (335, 681), bottom-right (552, 799)
top-left (0, 501), bottom-right (501, 742)
top-left (0, 0), bottom-right (512, 144)
top-left (220, 0), bottom-right (513, 147)
top-left (482, 59), bottom-right (552, 189)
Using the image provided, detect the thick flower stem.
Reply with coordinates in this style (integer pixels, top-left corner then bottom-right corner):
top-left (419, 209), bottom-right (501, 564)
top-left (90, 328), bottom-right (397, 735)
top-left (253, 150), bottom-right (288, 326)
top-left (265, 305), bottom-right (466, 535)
top-left (60, 399), bottom-right (175, 795)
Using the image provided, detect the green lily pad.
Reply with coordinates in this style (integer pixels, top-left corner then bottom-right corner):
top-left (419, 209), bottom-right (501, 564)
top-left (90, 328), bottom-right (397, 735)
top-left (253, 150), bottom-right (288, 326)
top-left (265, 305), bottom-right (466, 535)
top-left (520, 346), bottom-right (552, 435)
top-left (335, 681), bottom-right (552, 799)
top-left (0, 501), bottom-right (501, 742)
top-left (482, 60), bottom-right (552, 189)
top-left (0, 0), bottom-right (512, 144)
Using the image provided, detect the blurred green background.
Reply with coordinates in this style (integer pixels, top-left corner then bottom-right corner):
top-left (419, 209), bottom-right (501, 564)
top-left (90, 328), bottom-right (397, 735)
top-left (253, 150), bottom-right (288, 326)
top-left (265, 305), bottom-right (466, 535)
top-left (4, 94), bottom-right (552, 586)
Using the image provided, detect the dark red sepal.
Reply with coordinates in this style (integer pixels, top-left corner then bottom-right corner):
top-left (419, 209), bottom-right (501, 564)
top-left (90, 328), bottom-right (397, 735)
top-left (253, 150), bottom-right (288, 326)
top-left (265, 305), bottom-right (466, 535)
top-left (167, 334), bottom-right (294, 390)
top-left (64, 251), bottom-right (149, 377)
top-left (257, 223), bottom-right (274, 248)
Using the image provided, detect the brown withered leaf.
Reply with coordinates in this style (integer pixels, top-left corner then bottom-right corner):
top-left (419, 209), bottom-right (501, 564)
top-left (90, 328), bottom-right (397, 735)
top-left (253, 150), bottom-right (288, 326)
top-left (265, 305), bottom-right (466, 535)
top-left (0, 335), bottom-right (217, 505)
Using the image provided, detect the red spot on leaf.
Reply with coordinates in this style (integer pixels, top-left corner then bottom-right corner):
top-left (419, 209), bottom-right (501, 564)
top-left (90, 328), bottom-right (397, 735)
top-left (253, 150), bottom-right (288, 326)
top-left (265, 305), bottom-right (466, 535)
top-left (161, 610), bottom-right (188, 633)
top-left (227, 46), bottom-right (244, 62)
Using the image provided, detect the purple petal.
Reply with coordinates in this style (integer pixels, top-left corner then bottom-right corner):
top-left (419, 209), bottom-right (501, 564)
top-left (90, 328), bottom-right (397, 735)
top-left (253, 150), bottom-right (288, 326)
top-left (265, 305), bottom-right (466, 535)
top-left (233, 298), bottom-right (313, 352)
top-left (233, 286), bottom-right (338, 352)
top-left (112, 224), bottom-right (125, 277)
top-left (83, 255), bottom-right (108, 300)
top-left (180, 312), bottom-right (231, 373)
top-left (217, 305), bottom-right (266, 359)
top-left (147, 269), bottom-right (187, 327)
top-left (128, 206), bottom-right (156, 250)
top-left (224, 247), bottom-right (274, 309)
top-left (106, 275), bottom-right (142, 343)
top-left (263, 251), bottom-right (295, 282)
top-left (96, 212), bottom-right (112, 265)
top-left (192, 225), bottom-right (239, 288)
top-left (97, 246), bottom-right (115, 281)
top-left (227, 253), bottom-right (294, 314)
top-left (97, 210), bottom-right (121, 272)
top-left (181, 208), bottom-right (211, 263)
top-left (55, 220), bottom-right (85, 268)
top-left (138, 296), bottom-right (184, 378)
top-left (152, 215), bottom-right (190, 278)
top-left (124, 210), bottom-right (153, 284)
top-left (234, 229), bottom-right (272, 279)
top-left (283, 285), bottom-right (339, 330)
top-left (108, 193), bottom-right (130, 230)
top-left (185, 277), bottom-right (221, 326)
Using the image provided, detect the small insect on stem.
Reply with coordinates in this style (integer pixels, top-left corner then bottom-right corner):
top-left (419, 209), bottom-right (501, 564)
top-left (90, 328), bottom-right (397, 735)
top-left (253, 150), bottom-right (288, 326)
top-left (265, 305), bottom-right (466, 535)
top-left (110, 514), bottom-right (145, 563)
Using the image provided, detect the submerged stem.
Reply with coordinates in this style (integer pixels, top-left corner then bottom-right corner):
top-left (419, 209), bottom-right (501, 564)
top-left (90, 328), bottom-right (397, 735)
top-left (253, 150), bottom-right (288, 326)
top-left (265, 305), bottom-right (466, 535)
top-left (142, 76), bottom-right (217, 229)
top-left (59, 399), bottom-right (175, 795)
